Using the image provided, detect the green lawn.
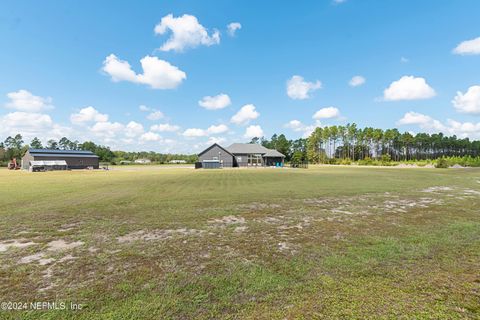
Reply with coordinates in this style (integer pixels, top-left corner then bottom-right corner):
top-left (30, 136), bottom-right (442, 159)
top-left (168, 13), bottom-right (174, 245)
top-left (0, 166), bottom-right (479, 319)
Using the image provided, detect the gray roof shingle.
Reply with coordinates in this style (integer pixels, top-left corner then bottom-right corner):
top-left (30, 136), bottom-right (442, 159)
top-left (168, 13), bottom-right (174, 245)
top-left (226, 143), bottom-right (285, 157)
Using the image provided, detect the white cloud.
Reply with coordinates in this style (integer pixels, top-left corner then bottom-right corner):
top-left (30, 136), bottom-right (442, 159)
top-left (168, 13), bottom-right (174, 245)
top-left (453, 36), bottom-right (480, 55)
top-left (90, 121), bottom-right (125, 138)
top-left (286, 75), bottom-right (322, 100)
top-left (400, 57), bottom-right (409, 63)
top-left (70, 106), bottom-right (109, 125)
top-left (102, 54), bottom-right (186, 89)
top-left (0, 112), bottom-right (73, 142)
top-left (182, 128), bottom-right (207, 137)
top-left (284, 120), bottom-right (316, 138)
top-left (0, 112), bottom-right (53, 132)
top-left (154, 14), bottom-right (220, 52)
top-left (313, 107), bottom-right (340, 120)
top-left (198, 93), bottom-right (231, 110)
top-left (146, 110), bottom-right (164, 121)
top-left (207, 124), bottom-right (229, 134)
top-left (383, 76), bottom-right (436, 101)
top-left (140, 131), bottom-right (162, 142)
top-left (244, 125), bottom-right (264, 139)
top-left (150, 123), bottom-right (180, 132)
top-left (231, 104), bottom-right (259, 125)
top-left (139, 105), bottom-right (150, 112)
top-left (397, 111), bottom-right (480, 139)
top-left (5, 90), bottom-right (53, 112)
top-left (284, 120), bottom-right (304, 131)
top-left (396, 112), bottom-right (441, 128)
top-left (349, 75), bottom-right (366, 87)
top-left (227, 22), bottom-right (241, 36)
top-left (207, 136), bottom-right (226, 145)
top-left (452, 85), bottom-right (480, 114)
top-left (125, 121), bottom-right (144, 138)
top-left (333, 0), bottom-right (347, 4)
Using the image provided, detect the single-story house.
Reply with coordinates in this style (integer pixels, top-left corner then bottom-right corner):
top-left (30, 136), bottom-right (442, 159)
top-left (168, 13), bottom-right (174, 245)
top-left (198, 143), bottom-right (285, 168)
top-left (169, 159), bottom-right (187, 164)
top-left (22, 149), bottom-right (99, 170)
top-left (134, 159), bottom-right (151, 164)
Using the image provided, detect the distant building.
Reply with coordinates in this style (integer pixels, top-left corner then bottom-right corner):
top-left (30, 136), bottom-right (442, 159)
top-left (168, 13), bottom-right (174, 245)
top-left (169, 160), bottom-right (187, 164)
top-left (22, 149), bottom-right (99, 170)
top-left (198, 143), bottom-right (285, 168)
top-left (134, 159), bottom-right (151, 164)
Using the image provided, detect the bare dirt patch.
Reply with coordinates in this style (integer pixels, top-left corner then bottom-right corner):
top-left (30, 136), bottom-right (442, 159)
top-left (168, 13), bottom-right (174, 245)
top-left (0, 239), bottom-right (37, 252)
top-left (47, 240), bottom-right (84, 251)
top-left (18, 252), bottom-right (53, 265)
top-left (117, 228), bottom-right (202, 243)
top-left (421, 186), bottom-right (454, 193)
top-left (209, 215), bottom-right (246, 226)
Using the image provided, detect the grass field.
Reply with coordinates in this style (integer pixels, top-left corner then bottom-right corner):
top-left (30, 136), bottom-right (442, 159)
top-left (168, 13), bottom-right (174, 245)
top-left (1, 166), bottom-right (479, 319)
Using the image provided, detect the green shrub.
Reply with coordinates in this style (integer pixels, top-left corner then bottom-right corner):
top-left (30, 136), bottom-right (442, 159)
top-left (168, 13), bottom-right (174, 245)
top-left (435, 158), bottom-right (449, 168)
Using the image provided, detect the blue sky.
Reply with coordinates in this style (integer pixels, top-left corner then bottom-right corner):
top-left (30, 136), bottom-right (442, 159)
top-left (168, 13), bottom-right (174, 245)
top-left (1, 0), bottom-right (480, 153)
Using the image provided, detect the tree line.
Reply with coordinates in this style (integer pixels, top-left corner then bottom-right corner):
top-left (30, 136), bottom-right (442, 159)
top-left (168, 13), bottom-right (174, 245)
top-left (304, 124), bottom-right (480, 163)
top-left (249, 123), bottom-right (480, 164)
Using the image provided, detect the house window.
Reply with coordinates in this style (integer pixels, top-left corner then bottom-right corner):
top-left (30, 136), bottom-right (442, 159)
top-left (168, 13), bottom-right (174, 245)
top-left (236, 156), bottom-right (242, 162)
top-left (212, 156), bottom-right (218, 160)
top-left (247, 154), bottom-right (262, 166)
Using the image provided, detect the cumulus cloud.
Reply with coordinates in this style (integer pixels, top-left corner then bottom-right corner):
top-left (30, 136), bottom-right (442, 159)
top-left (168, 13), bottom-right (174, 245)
top-left (182, 128), bottom-right (207, 137)
top-left (244, 125), bottom-right (264, 139)
top-left (90, 121), bottom-right (125, 138)
top-left (452, 85), bottom-right (480, 114)
top-left (349, 75), bottom-right (366, 87)
top-left (125, 121), bottom-right (144, 138)
top-left (70, 106), bottom-right (109, 125)
top-left (154, 14), bottom-right (220, 52)
top-left (4, 90), bottom-right (53, 112)
top-left (284, 120), bottom-right (304, 131)
top-left (182, 124), bottom-right (229, 137)
top-left (150, 123), bottom-right (180, 132)
top-left (207, 136), bottom-right (226, 145)
top-left (0, 112), bottom-right (73, 142)
top-left (140, 131), bottom-right (162, 142)
top-left (284, 120), bottom-right (316, 138)
top-left (146, 110), bottom-right (164, 121)
top-left (102, 54), bottom-right (186, 89)
top-left (397, 111), bottom-right (480, 139)
top-left (231, 104), bottom-right (259, 125)
top-left (207, 124), bottom-right (229, 134)
top-left (383, 76), bottom-right (436, 101)
top-left (139, 105), bottom-right (150, 112)
top-left (453, 36), bottom-right (480, 55)
top-left (313, 107), bottom-right (340, 120)
top-left (396, 112), bottom-right (443, 129)
top-left (286, 75), bottom-right (322, 100)
top-left (198, 93), bottom-right (231, 110)
top-left (227, 22), bottom-right (241, 36)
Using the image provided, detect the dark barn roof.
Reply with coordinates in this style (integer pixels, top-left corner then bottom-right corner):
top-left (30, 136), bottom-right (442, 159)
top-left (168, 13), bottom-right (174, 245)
top-left (28, 149), bottom-right (99, 158)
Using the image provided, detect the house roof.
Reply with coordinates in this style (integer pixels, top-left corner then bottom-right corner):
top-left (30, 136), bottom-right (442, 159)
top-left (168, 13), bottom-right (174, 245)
top-left (226, 143), bottom-right (270, 154)
top-left (29, 148), bottom-right (98, 156)
top-left (263, 149), bottom-right (286, 157)
top-left (226, 143), bottom-right (285, 157)
top-left (198, 143), bottom-right (233, 157)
